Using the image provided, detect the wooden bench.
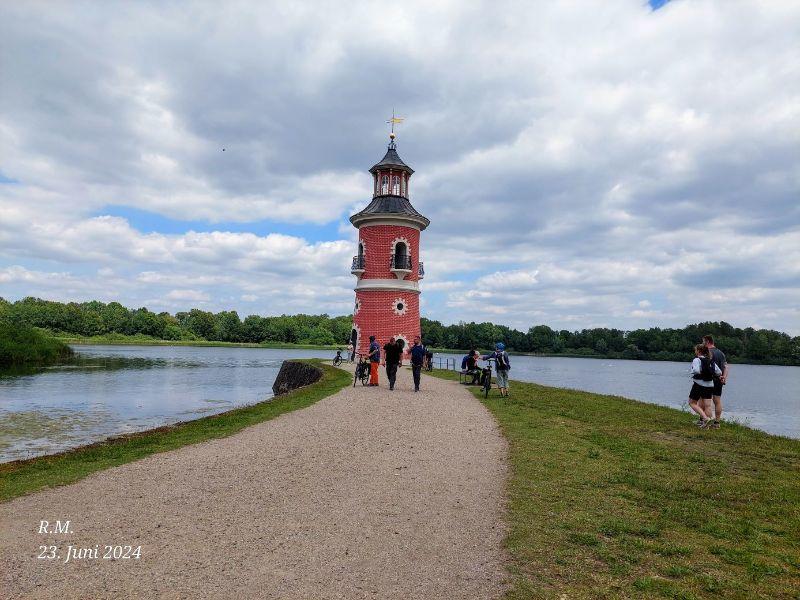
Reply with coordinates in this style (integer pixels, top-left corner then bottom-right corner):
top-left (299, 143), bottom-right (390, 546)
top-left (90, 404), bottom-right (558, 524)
top-left (459, 369), bottom-right (480, 385)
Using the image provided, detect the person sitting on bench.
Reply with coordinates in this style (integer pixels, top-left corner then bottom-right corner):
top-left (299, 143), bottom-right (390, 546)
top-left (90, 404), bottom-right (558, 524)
top-left (465, 349), bottom-right (481, 384)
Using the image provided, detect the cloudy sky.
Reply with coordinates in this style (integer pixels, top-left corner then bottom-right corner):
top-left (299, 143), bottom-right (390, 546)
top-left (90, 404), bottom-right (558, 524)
top-left (1, 0), bottom-right (798, 334)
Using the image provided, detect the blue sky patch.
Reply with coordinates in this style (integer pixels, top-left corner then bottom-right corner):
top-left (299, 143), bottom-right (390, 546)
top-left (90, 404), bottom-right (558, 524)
top-left (97, 205), bottom-right (343, 242)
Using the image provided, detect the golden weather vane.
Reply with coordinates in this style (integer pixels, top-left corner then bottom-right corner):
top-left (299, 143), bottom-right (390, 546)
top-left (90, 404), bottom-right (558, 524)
top-left (386, 110), bottom-right (405, 138)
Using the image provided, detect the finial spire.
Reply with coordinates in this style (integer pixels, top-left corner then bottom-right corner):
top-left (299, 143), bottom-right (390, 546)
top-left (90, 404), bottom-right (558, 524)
top-left (386, 109), bottom-right (404, 147)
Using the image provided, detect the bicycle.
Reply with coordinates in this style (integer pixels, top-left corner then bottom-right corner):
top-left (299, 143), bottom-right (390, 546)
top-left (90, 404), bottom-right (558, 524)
top-left (481, 358), bottom-right (496, 398)
top-left (332, 349), bottom-right (343, 367)
top-left (353, 354), bottom-right (370, 387)
top-left (424, 352), bottom-right (434, 372)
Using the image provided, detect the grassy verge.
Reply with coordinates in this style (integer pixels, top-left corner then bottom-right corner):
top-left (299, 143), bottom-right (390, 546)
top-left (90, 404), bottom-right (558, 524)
top-left (0, 361), bottom-right (350, 503)
top-left (54, 332), bottom-right (339, 350)
top-left (428, 369), bottom-right (800, 599)
top-left (0, 323), bottom-right (74, 366)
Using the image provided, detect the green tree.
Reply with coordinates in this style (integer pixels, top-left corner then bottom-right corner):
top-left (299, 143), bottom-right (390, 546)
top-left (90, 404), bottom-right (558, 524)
top-left (214, 311), bottom-right (243, 342)
top-left (528, 325), bottom-right (555, 352)
top-left (183, 309), bottom-right (216, 340)
top-left (299, 326), bottom-right (336, 345)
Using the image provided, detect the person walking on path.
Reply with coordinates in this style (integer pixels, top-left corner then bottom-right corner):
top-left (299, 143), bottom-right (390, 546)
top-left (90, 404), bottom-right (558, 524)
top-left (383, 337), bottom-right (402, 391)
top-left (368, 335), bottom-right (381, 386)
top-left (688, 343), bottom-right (721, 428)
top-left (703, 334), bottom-right (729, 429)
top-left (410, 336), bottom-right (426, 392)
top-left (483, 343), bottom-right (511, 397)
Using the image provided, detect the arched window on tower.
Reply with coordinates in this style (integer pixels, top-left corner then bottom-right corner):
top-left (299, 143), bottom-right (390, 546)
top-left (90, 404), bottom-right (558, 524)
top-left (393, 241), bottom-right (409, 270)
top-left (392, 176), bottom-right (400, 195)
top-left (381, 175), bottom-right (389, 195)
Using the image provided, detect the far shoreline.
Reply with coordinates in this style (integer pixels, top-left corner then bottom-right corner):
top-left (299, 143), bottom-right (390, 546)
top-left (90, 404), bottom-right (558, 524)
top-left (57, 336), bottom-right (797, 367)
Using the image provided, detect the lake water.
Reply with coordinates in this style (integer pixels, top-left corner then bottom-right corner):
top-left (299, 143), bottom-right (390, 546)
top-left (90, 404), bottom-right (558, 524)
top-left (0, 345), bottom-right (333, 462)
top-left (436, 352), bottom-right (799, 439)
top-left (0, 345), bottom-right (797, 462)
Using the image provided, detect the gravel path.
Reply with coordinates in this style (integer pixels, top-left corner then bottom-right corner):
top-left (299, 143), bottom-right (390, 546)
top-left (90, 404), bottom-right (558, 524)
top-left (1, 366), bottom-right (508, 599)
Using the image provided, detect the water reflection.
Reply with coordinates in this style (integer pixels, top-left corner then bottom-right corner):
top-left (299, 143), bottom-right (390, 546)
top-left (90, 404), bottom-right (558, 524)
top-left (0, 355), bottom-right (205, 380)
top-left (0, 345), bottom-right (332, 462)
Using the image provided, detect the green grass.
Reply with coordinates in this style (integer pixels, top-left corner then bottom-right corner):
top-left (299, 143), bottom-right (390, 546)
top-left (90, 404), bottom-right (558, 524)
top-left (428, 369), bottom-right (800, 599)
top-left (54, 332), bottom-right (339, 350)
top-left (0, 361), bottom-right (350, 502)
top-left (0, 322), bottom-right (74, 366)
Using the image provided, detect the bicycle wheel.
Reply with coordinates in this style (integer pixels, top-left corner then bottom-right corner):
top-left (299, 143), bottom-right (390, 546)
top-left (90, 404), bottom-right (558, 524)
top-left (333, 357), bottom-right (342, 366)
top-left (360, 370), bottom-right (370, 386)
top-left (484, 377), bottom-right (491, 398)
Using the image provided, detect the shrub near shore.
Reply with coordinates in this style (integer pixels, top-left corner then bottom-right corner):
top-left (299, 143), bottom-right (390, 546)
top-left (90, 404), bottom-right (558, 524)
top-left (0, 322), bottom-right (73, 366)
top-left (428, 369), bottom-right (800, 599)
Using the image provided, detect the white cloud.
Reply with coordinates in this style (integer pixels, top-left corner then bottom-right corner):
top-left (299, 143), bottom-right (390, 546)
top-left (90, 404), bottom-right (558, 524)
top-left (165, 289), bottom-right (211, 302)
top-left (0, 1), bottom-right (798, 334)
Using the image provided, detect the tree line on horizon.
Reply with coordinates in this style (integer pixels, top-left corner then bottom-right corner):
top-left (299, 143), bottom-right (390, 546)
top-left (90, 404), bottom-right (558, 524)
top-left (1, 297), bottom-right (797, 365)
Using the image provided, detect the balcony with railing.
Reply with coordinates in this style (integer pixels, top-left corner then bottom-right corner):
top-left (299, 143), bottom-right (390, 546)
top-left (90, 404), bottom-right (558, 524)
top-left (418, 261), bottom-right (425, 279)
top-left (389, 254), bottom-right (412, 279)
top-left (351, 255), bottom-right (365, 276)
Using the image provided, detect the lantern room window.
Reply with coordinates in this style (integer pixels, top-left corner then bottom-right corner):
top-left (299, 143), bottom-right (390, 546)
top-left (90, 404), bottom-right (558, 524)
top-left (381, 175), bottom-right (389, 194)
top-left (392, 176), bottom-right (400, 195)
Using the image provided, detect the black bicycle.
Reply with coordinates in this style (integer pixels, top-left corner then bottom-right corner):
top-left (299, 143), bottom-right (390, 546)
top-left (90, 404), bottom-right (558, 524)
top-left (424, 352), bottom-right (434, 371)
top-left (353, 355), bottom-right (370, 387)
top-left (332, 349), bottom-right (343, 366)
top-left (482, 358), bottom-right (496, 398)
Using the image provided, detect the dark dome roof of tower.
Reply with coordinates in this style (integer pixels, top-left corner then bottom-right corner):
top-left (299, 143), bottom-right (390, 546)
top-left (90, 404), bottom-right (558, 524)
top-left (350, 195), bottom-right (429, 230)
top-left (369, 145), bottom-right (414, 175)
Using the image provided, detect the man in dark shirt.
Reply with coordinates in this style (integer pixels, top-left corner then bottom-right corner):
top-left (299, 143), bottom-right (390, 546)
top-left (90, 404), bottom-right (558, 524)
top-left (383, 337), bottom-right (402, 391)
top-left (703, 334), bottom-right (729, 429)
top-left (409, 336), bottom-right (426, 392)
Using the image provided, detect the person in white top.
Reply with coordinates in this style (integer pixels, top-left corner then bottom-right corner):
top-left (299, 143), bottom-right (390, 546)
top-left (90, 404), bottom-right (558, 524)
top-left (346, 342), bottom-right (355, 363)
top-left (688, 343), bottom-right (722, 428)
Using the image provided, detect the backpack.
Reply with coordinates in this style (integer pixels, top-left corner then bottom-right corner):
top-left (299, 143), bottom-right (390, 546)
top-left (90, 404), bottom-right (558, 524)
top-left (694, 356), bottom-right (714, 382)
top-left (495, 351), bottom-right (510, 371)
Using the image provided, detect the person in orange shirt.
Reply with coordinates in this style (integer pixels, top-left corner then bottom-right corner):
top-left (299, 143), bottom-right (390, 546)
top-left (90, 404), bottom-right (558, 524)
top-left (368, 335), bottom-right (380, 386)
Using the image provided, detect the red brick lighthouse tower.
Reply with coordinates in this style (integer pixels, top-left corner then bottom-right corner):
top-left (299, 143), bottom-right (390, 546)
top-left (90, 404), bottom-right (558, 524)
top-left (349, 131), bottom-right (429, 358)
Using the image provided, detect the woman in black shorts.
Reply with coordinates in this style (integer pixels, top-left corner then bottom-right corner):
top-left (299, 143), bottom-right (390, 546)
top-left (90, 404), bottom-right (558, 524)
top-left (688, 343), bottom-right (721, 428)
